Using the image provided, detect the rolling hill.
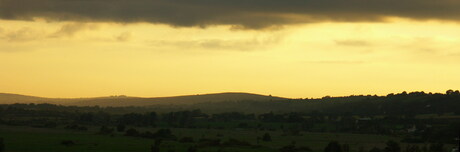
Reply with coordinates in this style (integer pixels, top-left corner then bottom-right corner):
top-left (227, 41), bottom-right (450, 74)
top-left (0, 93), bottom-right (55, 104)
top-left (0, 92), bottom-right (286, 107)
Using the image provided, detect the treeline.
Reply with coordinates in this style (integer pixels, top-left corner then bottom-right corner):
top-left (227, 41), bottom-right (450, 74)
top-left (0, 107), bottom-right (459, 144)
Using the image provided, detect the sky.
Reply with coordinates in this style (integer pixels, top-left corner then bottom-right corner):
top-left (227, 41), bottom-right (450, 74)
top-left (1, 0), bottom-right (460, 98)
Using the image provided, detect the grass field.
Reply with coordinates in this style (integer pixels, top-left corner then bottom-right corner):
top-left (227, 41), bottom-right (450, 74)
top-left (0, 125), bottom-right (405, 152)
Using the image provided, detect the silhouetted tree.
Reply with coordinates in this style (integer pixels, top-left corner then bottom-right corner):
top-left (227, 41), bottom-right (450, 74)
top-left (147, 112), bottom-right (158, 126)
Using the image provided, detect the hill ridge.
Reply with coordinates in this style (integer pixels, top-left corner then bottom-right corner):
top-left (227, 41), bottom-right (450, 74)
top-left (0, 92), bottom-right (287, 107)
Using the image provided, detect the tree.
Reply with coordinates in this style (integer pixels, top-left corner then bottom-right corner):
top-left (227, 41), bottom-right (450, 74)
top-left (262, 133), bottom-right (272, 141)
top-left (384, 140), bottom-right (401, 152)
top-left (147, 112), bottom-right (158, 126)
top-left (324, 141), bottom-right (342, 152)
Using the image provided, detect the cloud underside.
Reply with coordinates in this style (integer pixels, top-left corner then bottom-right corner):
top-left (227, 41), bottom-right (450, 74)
top-left (1, 0), bottom-right (460, 29)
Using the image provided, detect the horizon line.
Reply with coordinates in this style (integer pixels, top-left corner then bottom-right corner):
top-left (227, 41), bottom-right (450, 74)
top-left (1, 89), bottom-right (458, 100)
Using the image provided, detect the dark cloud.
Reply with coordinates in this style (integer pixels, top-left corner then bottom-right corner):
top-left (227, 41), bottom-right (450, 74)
top-left (1, 0), bottom-right (460, 29)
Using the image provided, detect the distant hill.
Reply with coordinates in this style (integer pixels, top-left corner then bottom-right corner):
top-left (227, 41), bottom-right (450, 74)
top-left (0, 92), bottom-right (286, 107)
top-left (0, 93), bottom-right (53, 104)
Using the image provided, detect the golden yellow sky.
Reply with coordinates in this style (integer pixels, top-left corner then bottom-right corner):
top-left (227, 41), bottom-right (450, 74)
top-left (1, 18), bottom-right (460, 98)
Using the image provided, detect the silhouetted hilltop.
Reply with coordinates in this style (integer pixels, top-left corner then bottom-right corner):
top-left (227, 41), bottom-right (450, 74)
top-left (0, 93), bottom-right (50, 104)
top-left (0, 92), bottom-right (286, 107)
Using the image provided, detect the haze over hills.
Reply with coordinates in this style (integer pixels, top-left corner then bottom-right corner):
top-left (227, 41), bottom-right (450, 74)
top-left (0, 93), bottom-right (53, 104)
top-left (0, 92), bottom-right (286, 107)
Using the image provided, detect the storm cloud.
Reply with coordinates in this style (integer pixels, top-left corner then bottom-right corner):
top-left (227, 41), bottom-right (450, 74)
top-left (1, 0), bottom-right (460, 29)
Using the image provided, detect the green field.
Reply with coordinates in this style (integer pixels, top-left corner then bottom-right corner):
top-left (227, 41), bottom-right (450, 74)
top-left (0, 125), bottom-right (403, 152)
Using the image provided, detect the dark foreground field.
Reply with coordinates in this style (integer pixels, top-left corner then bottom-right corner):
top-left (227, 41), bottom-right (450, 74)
top-left (0, 125), bottom-right (405, 152)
